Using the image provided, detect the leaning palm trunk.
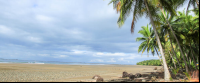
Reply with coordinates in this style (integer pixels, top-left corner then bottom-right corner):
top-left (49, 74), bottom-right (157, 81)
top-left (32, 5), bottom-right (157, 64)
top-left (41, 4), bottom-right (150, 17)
top-left (183, 47), bottom-right (193, 71)
top-left (196, 0), bottom-right (199, 8)
top-left (186, 0), bottom-right (192, 16)
top-left (169, 51), bottom-right (177, 69)
top-left (155, 47), bottom-right (162, 64)
top-left (144, 0), bottom-right (171, 81)
top-left (160, 8), bottom-right (189, 73)
top-left (189, 43), bottom-right (198, 69)
top-left (169, 34), bottom-right (183, 72)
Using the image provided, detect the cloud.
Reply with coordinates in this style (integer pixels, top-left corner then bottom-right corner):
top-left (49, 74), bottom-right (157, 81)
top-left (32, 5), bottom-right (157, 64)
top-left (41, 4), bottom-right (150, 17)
top-left (35, 15), bottom-right (54, 22)
top-left (0, 0), bottom-right (187, 64)
top-left (0, 25), bottom-right (15, 35)
top-left (93, 52), bottom-right (128, 57)
top-left (26, 36), bottom-right (43, 43)
top-left (90, 59), bottom-right (104, 62)
top-left (107, 58), bottom-right (116, 62)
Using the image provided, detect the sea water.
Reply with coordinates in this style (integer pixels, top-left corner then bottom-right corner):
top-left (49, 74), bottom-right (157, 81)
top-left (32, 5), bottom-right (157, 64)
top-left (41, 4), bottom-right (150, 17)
top-left (0, 58), bottom-right (109, 65)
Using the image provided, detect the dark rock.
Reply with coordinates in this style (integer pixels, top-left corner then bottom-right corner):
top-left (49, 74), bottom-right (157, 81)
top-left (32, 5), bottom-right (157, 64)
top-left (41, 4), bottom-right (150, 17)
top-left (135, 73), bottom-right (142, 78)
top-left (157, 72), bottom-right (164, 79)
top-left (129, 74), bottom-right (135, 80)
top-left (122, 71), bottom-right (129, 78)
top-left (128, 73), bottom-right (133, 76)
top-left (141, 74), bottom-right (149, 77)
top-left (96, 77), bottom-right (104, 82)
top-left (150, 72), bottom-right (155, 75)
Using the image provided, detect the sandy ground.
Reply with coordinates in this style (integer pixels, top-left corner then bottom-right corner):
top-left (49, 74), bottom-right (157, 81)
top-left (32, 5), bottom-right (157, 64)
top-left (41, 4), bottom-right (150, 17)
top-left (0, 63), bottom-right (162, 82)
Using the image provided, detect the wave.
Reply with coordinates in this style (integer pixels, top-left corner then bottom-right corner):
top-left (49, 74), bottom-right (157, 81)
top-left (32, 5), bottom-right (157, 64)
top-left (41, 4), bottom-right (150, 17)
top-left (0, 62), bottom-right (10, 63)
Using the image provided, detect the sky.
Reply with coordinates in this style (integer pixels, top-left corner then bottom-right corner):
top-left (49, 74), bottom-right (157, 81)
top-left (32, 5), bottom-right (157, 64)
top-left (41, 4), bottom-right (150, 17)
top-left (0, 0), bottom-right (190, 65)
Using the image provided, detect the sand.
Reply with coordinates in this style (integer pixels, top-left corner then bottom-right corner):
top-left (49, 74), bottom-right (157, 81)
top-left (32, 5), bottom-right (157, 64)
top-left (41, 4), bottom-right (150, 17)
top-left (0, 63), bottom-right (162, 82)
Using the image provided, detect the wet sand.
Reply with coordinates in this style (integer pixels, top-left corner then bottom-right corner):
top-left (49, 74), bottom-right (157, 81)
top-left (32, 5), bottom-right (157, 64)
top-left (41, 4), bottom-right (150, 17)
top-left (0, 63), bottom-right (162, 82)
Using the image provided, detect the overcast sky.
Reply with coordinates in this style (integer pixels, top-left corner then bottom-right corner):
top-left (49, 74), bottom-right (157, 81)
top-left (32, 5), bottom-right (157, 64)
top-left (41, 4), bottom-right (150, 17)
top-left (0, 0), bottom-right (190, 64)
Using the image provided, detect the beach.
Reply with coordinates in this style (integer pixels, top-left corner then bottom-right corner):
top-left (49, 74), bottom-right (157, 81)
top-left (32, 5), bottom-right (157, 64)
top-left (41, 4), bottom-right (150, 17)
top-left (0, 63), bottom-right (162, 82)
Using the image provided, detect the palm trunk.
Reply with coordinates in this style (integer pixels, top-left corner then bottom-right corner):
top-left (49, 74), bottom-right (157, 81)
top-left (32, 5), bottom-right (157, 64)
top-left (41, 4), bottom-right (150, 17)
top-left (194, 43), bottom-right (199, 55)
top-left (144, 0), bottom-right (171, 81)
top-left (196, 0), bottom-right (199, 8)
top-left (160, 8), bottom-right (189, 73)
top-left (155, 47), bottom-right (162, 63)
top-left (183, 47), bottom-right (192, 71)
top-left (169, 51), bottom-right (177, 69)
top-left (189, 43), bottom-right (198, 69)
top-left (186, 0), bottom-right (192, 16)
top-left (168, 32), bottom-right (183, 72)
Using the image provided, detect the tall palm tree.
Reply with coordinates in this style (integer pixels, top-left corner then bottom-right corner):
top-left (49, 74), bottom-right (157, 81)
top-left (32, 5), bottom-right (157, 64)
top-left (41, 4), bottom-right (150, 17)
top-left (108, 0), bottom-right (171, 80)
top-left (151, 0), bottom-right (190, 73)
top-left (154, 10), bottom-right (185, 72)
top-left (144, 0), bottom-right (172, 80)
top-left (136, 24), bottom-right (162, 62)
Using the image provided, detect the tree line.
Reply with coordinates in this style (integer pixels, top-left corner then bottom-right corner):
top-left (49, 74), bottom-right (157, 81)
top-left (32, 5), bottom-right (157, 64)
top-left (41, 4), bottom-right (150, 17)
top-left (136, 59), bottom-right (162, 66)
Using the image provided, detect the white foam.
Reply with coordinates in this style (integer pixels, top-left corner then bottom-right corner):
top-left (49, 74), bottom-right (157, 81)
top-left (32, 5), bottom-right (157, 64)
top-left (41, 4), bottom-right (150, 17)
top-left (0, 62), bottom-right (10, 63)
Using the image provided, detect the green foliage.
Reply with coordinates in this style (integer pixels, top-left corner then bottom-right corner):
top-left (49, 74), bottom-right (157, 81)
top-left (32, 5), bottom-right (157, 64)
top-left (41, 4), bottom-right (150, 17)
top-left (183, 72), bottom-right (191, 80)
top-left (136, 59), bottom-right (161, 66)
top-left (170, 77), bottom-right (173, 81)
top-left (109, 0), bottom-right (199, 79)
top-left (136, 24), bottom-right (158, 57)
top-left (172, 68), bottom-right (179, 76)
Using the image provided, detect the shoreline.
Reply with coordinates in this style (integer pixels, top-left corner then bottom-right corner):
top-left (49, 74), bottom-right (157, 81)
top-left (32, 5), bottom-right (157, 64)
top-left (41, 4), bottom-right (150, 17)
top-left (0, 62), bottom-right (137, 66)
top-left (0, 63), bottom-right (162, 82)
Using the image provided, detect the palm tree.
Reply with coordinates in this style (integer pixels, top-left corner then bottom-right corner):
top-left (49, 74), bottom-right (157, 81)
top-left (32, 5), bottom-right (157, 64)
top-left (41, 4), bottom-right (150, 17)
top-left (136, 24), bottom-right (162, 62)
top-left (152, 1), bottom-right (190, 73)
top-left (144, 0), bottom-right (172, 80)
top-left (154, 10), bottom-right (185, 72)
top-left (174, 10), bottom-right (199, 70)
top-left (108, 0), bottom-right (171, 80)
top-left (186, 0), bottom-right (199, 15)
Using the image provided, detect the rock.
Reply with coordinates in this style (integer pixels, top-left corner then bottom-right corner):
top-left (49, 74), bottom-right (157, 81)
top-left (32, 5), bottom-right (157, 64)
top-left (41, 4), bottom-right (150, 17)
top-left (135, 73), bottom-right (142, 78)
top-left (128, 73), bottom-right (133, 76)
top-left (141, 74), bottom-right (149, 77)
top-left (154, 67), bottom-right (157, 70)
top-left (92, 75), bottom-right (101, 79)
top-left (122, 71), bottom-right (129, 78)
top-left (96, 77), bottom-right (104, 82)
top-left (157, 72), bottom-right (164, 79)
top-left (92, 75), bottom-right (103, 82)
top-left (129, 74), bottom-right (135, 80)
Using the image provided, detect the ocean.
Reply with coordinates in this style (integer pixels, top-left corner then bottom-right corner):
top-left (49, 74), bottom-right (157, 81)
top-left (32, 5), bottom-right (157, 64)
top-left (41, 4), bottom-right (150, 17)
top-left (0, 58), bottom-right (113, 65)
